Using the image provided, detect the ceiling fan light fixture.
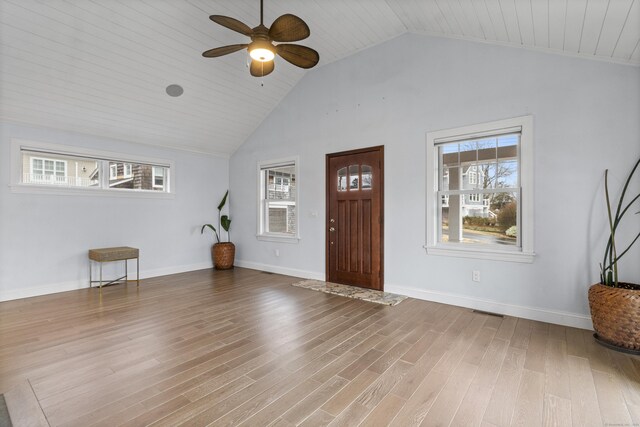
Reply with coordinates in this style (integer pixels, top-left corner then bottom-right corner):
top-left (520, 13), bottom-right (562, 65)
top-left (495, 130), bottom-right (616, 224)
top-left (249, 41), bottom-right (275, 62)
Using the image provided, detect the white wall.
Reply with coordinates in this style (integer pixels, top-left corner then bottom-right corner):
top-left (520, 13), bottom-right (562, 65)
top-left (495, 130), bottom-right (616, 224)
top-left (0, 122), bottom-right (229, 301)
top-left (230, 34), bottom-right (640, 329)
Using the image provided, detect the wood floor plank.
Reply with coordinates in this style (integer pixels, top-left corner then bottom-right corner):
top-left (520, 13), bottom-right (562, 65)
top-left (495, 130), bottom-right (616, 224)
top-left (544, 338), bottom-right (571, 399)
top-left (482, 347), bottom-right (526, 426)
top-left (450, 338), bottom-right (509, 426)
top-left (420, 361), bottom-right (478, 426)
top-left (1, 268), bottom-right (638, 427)
top-left (542, 394), bottom-right (572, 427)
top-left (524, 329), bottom-right (549, 374)
top-left (3, 381), bottom-right (49, 427)
top-left (281, 376), bottom-right (349, 425)
top-left (298, 409), bottom-right (335, 427)
top-left (389, 370), bottom-right (449, 426)
top-left (592, 370), bottom-right (634, 426)
top-left (321, 370), bottom-right (379, 416)
top-left (359, 392), bottom-right (406, 427)
top-left (510, 369), bottom-right (545, 426)
top-left (509, 318), bottom-right (533, 350)
top-left (567, 355), bottom-right (603, 427)
top-left (494, 316), bottom-right (518, 341)
top-left (609, 351), bottom-right (640, 407)
top-left (565, 327), bottom-right (587, 358)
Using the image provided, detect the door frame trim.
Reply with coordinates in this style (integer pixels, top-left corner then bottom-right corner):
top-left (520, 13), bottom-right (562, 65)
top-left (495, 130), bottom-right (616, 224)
top-left (325, 145), bottom-right (384, 289)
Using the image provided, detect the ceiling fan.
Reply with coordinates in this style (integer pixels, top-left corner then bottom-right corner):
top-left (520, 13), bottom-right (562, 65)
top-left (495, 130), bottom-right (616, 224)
top-left (202, 0), bottom-right (320, 77)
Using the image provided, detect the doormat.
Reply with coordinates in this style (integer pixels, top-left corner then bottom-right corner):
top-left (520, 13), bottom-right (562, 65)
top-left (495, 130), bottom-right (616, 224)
top-left (0, 395), bottom-right (12, 427)
top-left (291, 280), bottom-right (407, 306)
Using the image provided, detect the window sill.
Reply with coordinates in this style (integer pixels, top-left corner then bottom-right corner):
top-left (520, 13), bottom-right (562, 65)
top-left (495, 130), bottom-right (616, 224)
top-left (423, 245), bottom-right (535, 263)
top-left (256, 234), bottom-right (300, 244)
top-left (10, 183), bottom-right (175, 199)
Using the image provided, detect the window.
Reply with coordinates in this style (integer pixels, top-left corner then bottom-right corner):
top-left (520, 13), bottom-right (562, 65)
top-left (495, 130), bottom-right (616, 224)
top-left (467, 166), bottom-right (477, 185)
top-left (257, 158), bottom-right (299, 242)
top-left (152, 167), bottom-right (165, 190)
top-left (30, 157), bottom-right (67, 185)
top-left (11, 140), bottom-right (173, 197)
top-left (425, 116), bottom-right (534, 262)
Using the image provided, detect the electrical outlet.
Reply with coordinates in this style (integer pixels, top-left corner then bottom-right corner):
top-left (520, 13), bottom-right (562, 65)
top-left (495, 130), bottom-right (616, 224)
top-left (472, 270), bottom-right (480, 282)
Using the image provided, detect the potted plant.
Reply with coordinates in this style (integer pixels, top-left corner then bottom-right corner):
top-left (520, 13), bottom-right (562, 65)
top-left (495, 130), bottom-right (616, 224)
top-left (201, 190), bottom-right (235, 270)
top-left (588, 157), bottom-right (640, 353)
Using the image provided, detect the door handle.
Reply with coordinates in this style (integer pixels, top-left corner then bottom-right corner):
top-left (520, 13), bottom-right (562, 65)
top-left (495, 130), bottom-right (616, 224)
top-left (329, 227), bottom-right (335, 232)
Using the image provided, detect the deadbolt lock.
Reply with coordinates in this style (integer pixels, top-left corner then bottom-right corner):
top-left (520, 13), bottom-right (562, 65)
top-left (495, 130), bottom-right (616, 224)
top-left (330, 218), bottom-right (335, 223)
top-left (329, 227), bottom-right (335, 232)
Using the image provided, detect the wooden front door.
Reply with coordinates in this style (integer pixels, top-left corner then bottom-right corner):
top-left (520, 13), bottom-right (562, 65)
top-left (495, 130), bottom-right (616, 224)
top-left (326, 146), bottom-right (384, 290)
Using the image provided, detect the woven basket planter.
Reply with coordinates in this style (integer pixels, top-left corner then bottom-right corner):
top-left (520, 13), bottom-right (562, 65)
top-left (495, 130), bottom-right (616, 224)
top-left (589, 283), bottom-right (640, 352)
top-left (212, 242), bottom-right (235, 270)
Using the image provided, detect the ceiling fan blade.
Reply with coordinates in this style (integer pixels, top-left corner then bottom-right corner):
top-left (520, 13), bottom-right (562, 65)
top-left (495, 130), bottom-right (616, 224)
top-left (209, 15), bottom-right (253, 36)
top-left (275, 44), bottom-right (319, 69)
top-left (250, 60), bottom-right (275, 77)
top-left (202, 44), bottom-right (248, 57)
top-left (269, 14), bottom-right (310, 42)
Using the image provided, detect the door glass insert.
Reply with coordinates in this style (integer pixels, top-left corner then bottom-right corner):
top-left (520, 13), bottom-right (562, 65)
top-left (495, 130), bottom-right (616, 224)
top-left (361, 165), bottom-right (372, 189)
top-left (349, 165), bottom-right (359, 190)
top-left (337, 167), bottom-right (347, 191)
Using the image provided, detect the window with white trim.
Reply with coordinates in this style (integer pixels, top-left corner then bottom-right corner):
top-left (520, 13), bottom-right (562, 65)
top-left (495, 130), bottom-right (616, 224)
top-left (257, 158), bottom-right (299, 242)
top-left (13, 140), bottom-right (173, 196)
top-left (109, 164), bottom-right (118, 180)
top-left (152, 166), bottom-right (165, 190)
top-left (426, 116), bottom-right (534, 262)
top-left (30, 157), bottom-right (67, 185)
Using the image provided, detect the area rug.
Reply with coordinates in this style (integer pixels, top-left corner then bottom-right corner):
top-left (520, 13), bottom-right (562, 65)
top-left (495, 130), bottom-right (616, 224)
top-left (292, 279), bottom-right (407, 306)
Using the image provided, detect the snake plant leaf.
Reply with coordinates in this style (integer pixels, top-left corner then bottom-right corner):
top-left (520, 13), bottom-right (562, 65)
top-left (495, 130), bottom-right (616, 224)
top-left (217, 190), bottom-right (229, 211)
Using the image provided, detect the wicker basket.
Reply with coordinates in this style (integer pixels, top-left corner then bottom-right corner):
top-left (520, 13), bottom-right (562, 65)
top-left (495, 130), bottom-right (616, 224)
top-left (589, 283), bottom-right (640, 351)
top-left (212, 242), bottom-right (235, 270)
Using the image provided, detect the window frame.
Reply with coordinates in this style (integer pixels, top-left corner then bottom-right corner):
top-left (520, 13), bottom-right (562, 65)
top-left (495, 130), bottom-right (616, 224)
top-left (256, 156), bottom-right (300, 243)
top-left (10, 139), bottom-right (175, 198)
top-left (425, 116), bottom-right (534, 263)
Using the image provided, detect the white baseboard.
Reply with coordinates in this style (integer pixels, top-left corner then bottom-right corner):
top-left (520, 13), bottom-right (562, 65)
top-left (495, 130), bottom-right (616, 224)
top-left (234, 259), bottom-right (325, 281)
top-left (385, 283), bottom-right (593, 330)
top-left (0, 262), bottom-right (212, 302)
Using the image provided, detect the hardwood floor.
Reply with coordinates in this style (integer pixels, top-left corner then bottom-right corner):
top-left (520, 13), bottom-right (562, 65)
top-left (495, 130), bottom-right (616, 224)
top-left (1, 267), bottom-right (639, 426)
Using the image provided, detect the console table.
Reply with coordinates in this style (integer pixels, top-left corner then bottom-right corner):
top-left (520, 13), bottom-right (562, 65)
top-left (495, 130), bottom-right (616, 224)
top-left (88, 246), bottom-right (139, 289)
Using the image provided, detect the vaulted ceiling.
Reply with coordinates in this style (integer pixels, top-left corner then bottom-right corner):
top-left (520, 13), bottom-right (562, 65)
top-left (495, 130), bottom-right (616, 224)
top-left (1, 0), bottom-right (638, 156)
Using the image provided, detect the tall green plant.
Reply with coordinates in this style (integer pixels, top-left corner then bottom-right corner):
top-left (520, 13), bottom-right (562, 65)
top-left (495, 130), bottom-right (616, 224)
top-left (600, 158), bottom-right (640, 287)
top-left (201, 190), bottom-right (232, 243)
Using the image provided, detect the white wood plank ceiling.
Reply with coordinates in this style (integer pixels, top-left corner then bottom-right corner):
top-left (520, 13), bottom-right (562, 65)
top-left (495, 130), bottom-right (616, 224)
top-left (1, 0), bottom-right (638, 155)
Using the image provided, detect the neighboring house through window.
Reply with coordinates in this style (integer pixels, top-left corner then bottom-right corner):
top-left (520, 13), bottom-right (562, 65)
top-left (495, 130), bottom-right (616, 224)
top-left (425, 116), bottom-right (534, 262)
top-left (257, 157), bottom-right (299, 242)
top-left (30, 157), bottom-right (67, 184)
